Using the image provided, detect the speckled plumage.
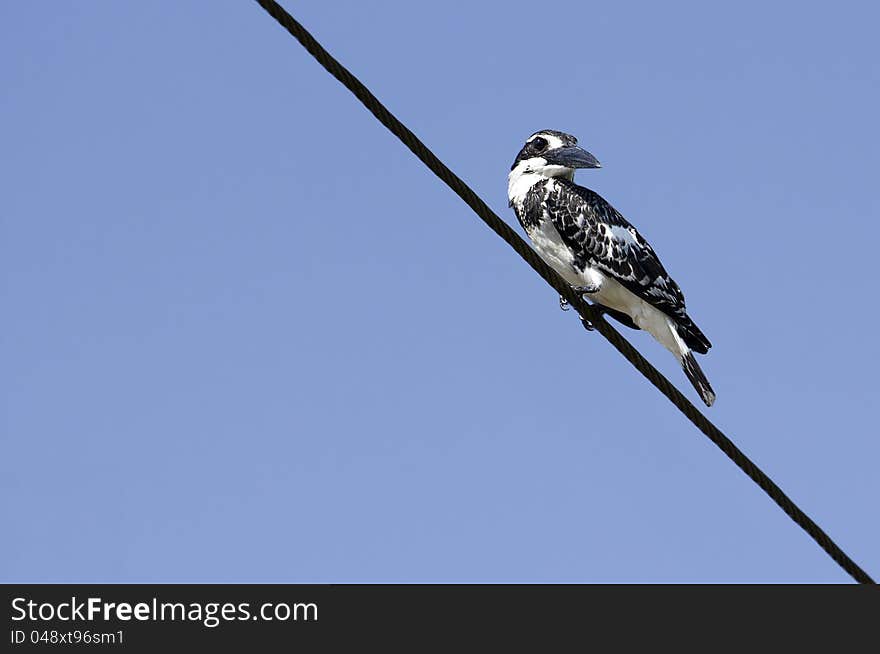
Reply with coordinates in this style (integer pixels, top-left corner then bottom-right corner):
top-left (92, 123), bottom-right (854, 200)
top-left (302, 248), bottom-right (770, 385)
top-left (514, 177), bottom-right (710, 354)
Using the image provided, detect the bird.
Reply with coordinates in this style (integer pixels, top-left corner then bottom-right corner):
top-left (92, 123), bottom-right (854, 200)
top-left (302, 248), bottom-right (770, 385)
top-left (507, 129), bottom-right (715, 406)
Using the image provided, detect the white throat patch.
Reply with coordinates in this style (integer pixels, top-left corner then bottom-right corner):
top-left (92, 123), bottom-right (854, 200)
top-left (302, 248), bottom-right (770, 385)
top-left (507, 158), bottom-right (574, 207)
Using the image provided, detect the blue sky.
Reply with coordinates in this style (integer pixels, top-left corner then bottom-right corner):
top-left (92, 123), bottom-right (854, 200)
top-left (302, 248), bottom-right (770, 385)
top-left (2, 1), bottom-right (878, 582)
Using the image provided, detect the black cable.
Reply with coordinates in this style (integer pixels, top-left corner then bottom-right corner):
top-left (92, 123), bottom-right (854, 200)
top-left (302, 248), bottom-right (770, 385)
top-left (252, 0), bottom-right (875, 584)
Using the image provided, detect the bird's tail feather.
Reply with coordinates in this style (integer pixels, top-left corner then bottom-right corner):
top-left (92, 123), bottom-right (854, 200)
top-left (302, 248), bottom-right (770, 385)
top-left (681, 351), bottom-right (715, 407)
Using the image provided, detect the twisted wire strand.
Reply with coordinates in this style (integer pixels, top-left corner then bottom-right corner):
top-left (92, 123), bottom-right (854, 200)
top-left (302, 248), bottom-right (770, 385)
top-left (253, 0), bottom-right (874, 584)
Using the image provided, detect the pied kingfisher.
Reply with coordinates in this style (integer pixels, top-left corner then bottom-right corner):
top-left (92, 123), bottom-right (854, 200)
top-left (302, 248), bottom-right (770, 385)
top-left (508, 129), bottom-right (715, 406)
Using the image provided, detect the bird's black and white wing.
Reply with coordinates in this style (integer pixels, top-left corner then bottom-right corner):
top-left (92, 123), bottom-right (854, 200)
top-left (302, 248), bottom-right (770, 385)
top-left (545, 179), bottom-right (711, 353)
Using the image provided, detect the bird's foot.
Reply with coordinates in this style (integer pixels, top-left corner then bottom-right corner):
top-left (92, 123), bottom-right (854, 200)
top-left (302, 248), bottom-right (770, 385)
top-left (560, 284), bottom-right (599, 312)
top-left (580, 304), bottom-right (606, 332)
top-left (573, 283), bottom-right (600, 295)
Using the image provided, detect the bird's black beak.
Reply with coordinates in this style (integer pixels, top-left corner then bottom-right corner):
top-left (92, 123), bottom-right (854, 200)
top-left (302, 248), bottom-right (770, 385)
top-left (544, 146), bottom-right (601, 169)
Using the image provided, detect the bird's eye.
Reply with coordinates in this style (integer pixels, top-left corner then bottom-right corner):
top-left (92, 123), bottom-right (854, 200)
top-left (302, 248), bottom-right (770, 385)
top-left (531, 137), bottom-right (548, 152)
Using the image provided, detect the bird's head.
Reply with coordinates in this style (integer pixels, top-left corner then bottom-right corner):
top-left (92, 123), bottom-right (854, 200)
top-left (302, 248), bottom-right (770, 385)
top-left (509, 130), bottom-right (601, 180)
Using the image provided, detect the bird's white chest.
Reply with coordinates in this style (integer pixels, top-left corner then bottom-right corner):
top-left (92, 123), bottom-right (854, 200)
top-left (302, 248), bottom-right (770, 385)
top-left (528, 216), bottom-right (584, 287)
